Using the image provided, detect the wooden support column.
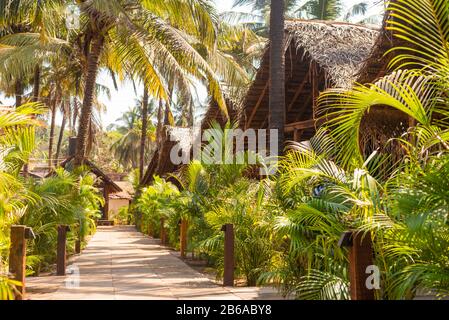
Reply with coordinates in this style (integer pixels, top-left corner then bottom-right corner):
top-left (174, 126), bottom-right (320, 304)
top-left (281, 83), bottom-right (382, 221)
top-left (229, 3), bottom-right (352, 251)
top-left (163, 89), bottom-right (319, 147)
top-left (246, 83), bottom-right (268, 130)
top-left (293, 129), bottom-right (303, 142)
top-left (57, 225), bottom-right (70, 276)
top-left (103, 183), bottom-right (111, 220)
top-left (180, 219), bottom-right (188, 259)
top-left (338, 231), bottom-right (375, 300)
top-left (312, 62), bottom-right (319, 119)
top-left (9, 225), bottom-right (35, 300)
top-left (221, 224), bottom-right (234, 287)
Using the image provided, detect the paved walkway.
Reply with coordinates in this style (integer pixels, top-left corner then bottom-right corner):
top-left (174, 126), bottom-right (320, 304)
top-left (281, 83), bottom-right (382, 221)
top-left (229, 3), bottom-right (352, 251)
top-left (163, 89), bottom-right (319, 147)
top-left (26, 226), bottom-right (284, 300)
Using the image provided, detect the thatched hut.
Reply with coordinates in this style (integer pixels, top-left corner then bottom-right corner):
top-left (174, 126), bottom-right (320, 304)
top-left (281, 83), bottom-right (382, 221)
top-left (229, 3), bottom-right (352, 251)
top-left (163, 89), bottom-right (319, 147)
top-left (141, 97), bottom-right (241, 187)
top-left (242, 20), bottom-right (379, 142)
top-left (141, 126), bottom-right (192, 186)
top-left (354, 6), bottom-right (417, 158)
top-left (48, 137), bottom-right (123, 224)
top-left (200, 96), bottom-right (242, 131)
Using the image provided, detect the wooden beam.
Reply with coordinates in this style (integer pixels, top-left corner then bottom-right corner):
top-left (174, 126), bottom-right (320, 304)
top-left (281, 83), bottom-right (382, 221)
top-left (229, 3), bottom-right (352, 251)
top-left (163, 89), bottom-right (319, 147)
top-left (285, 119), bottom-right (316, 132)
top-left (246, 82), bottom-right (268, 129)
top-left (293, 129), bottom-right (303, 142)
top-left (294, 95), bottom-right (313, 122)
top-left (312, 62), bottom-right (319, 119)
top-left (287, 68), bottom-right (310, 112)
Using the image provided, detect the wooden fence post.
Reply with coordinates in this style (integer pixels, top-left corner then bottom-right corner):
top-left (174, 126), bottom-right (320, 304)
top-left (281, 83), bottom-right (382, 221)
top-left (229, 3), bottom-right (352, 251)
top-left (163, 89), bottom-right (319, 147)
top-left (338, 230), bottom-right (375, 300)
top-left (75, 238), bottom-right (81, 254)
top-left (147, 222), bottom-right (152, 237)
top-left (57, 225), bottom-right (70, 276)
top-left (74, 224), bottom-right (81, 254)
top-left (160, 218), bottom-right (167, 245)
top-left (180, 219), bottom-right (188, 259)
top-left (9, 225), bottom-right (35, 300)
top-left (221, 224), bottom-right (234, 287)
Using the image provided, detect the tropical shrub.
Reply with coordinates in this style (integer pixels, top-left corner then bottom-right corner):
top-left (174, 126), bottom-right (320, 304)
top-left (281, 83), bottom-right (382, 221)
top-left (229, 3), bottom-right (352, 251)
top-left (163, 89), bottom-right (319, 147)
top-left (0, 105), bottom-right (103, 299)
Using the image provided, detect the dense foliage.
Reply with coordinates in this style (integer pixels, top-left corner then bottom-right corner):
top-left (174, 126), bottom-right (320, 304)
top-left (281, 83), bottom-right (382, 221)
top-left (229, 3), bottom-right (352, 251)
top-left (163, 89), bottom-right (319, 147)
top-left (0, 106), bottom-right (102, 299)
top-left (134, 0), bottom-right (449, 300)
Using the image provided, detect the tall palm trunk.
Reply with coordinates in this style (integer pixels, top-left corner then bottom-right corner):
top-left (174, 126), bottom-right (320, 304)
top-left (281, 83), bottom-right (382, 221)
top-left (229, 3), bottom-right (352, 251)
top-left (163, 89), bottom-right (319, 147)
top-left (75, 35), bottom-right (104, 165)
top-left (32, 65), bottom-right (40, 102)
top-left (164, 102), bottom-right (171, 126)
top-left (48, 99), bottom-right (57, 168)
top-left (269, 0), bottom-right (285, 156)
top-left (72, 76), bottom-right (80, 134)
top-left (55, 103), bottom-right (67, 165)
top-left (156, 99), bottom-right (164, 145)
top-left (15, 79), bottom-right (23, 107)
top-left (139, 88), bottom-right (149, 181)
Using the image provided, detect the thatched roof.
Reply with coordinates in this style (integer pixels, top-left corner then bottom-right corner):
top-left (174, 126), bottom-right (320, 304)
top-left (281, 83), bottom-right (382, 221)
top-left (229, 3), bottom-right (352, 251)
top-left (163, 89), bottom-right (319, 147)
top-left (109, 181), bottom-right (134, 200)
top-left (48, 156), bottom-right (122, 193)
top-left (141, 126), bottom-right (192, 186)
top-left (200, 96), bottom-right (242, 131)
top-left (243, 20), bottom-right (379, 140)
top-left (356, 1), bottom-right (415, 84)
top-left (285, 20), bottom-right (379, 88)
top-left (142, 98), bottom-right (241, 186)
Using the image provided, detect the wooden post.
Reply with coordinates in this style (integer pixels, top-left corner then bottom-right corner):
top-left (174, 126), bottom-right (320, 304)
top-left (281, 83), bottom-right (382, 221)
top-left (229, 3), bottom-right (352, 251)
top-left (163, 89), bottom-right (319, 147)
top-left (147, 222), bottom-right (152, 237)
top-left (103, 183), bottom-right (112, 220)
top-left (339, 231), bottom-right (375, 300)
top-left (180, 219), bottom-right (188, 259)
top-left (74, 224), bottom-right (81, 254)
top-left (75, 239), bottom-right (81, 254)
top-left (57, 225), bottom-right (70, 276)
top-left (160, 218), bottom-right (167, 245)
top-left (221, 224), bottom-right (234, 287)
top-left (293, 129), bottom-right (303, 142)
top-left (9, 225), bottom-right (35, 300)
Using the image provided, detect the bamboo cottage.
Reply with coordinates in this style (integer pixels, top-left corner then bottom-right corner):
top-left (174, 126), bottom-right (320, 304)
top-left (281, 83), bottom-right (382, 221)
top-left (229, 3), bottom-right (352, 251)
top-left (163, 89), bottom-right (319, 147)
top-left (141, 97), bottom-right (240, 186)
top-left (242, 20), bottom-right (379, 142)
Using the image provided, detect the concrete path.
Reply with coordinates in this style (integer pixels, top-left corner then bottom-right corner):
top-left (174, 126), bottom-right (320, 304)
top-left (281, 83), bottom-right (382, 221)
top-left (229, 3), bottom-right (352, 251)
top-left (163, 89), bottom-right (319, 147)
top-left (26, 226), bottom-right (284, 300)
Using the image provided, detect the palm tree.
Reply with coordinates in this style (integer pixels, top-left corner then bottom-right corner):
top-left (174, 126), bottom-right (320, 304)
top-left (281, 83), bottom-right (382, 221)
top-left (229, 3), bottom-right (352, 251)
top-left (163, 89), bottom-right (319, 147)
top-left (73, 0), bottom-right (229, 165)
top-left (140, 88), bottom-right (149, 181)
top-left (109, 104), bottom-right (156, 170)
top-left (269, 0), bottom-right (285, 156)
top-left (296, 0), bottom-right (343, 20)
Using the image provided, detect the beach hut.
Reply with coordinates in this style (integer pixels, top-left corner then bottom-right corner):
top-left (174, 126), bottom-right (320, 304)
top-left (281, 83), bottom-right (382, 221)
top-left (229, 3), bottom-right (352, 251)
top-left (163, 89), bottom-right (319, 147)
top-left (242, 19), bottom-right (379, 142)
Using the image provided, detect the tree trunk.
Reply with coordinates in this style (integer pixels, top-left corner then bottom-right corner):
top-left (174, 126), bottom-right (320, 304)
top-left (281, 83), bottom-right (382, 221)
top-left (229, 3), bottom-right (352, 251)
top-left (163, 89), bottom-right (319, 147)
top-left (15, 79), bottom-right (23, 107)
top-left (139, 88), bottom-right (149, 181)
top-left (156, 99), bottom-right (164, 145)
top-left (188, 100), bottom-right (194, 127)
top-left (55, 105), bottom-right (67, 166)
top-left (48, 99), bottom-right (57, 169)
top-left (75, 34), bottom-right (104, 165)
top-left (269, 0), bottom-right (285, 156)
top-left (32, 65), bottom-right (41, 103)
top-left (73, 76), bottom-right (80, 134)
top-left (164, 102), bottom-right (171, 126)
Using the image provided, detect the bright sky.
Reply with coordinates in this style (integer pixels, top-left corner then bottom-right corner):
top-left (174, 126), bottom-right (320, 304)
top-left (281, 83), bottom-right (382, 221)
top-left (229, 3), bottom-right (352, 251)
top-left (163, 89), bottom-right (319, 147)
top-left (0, 0), bottom-right (385, 128)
